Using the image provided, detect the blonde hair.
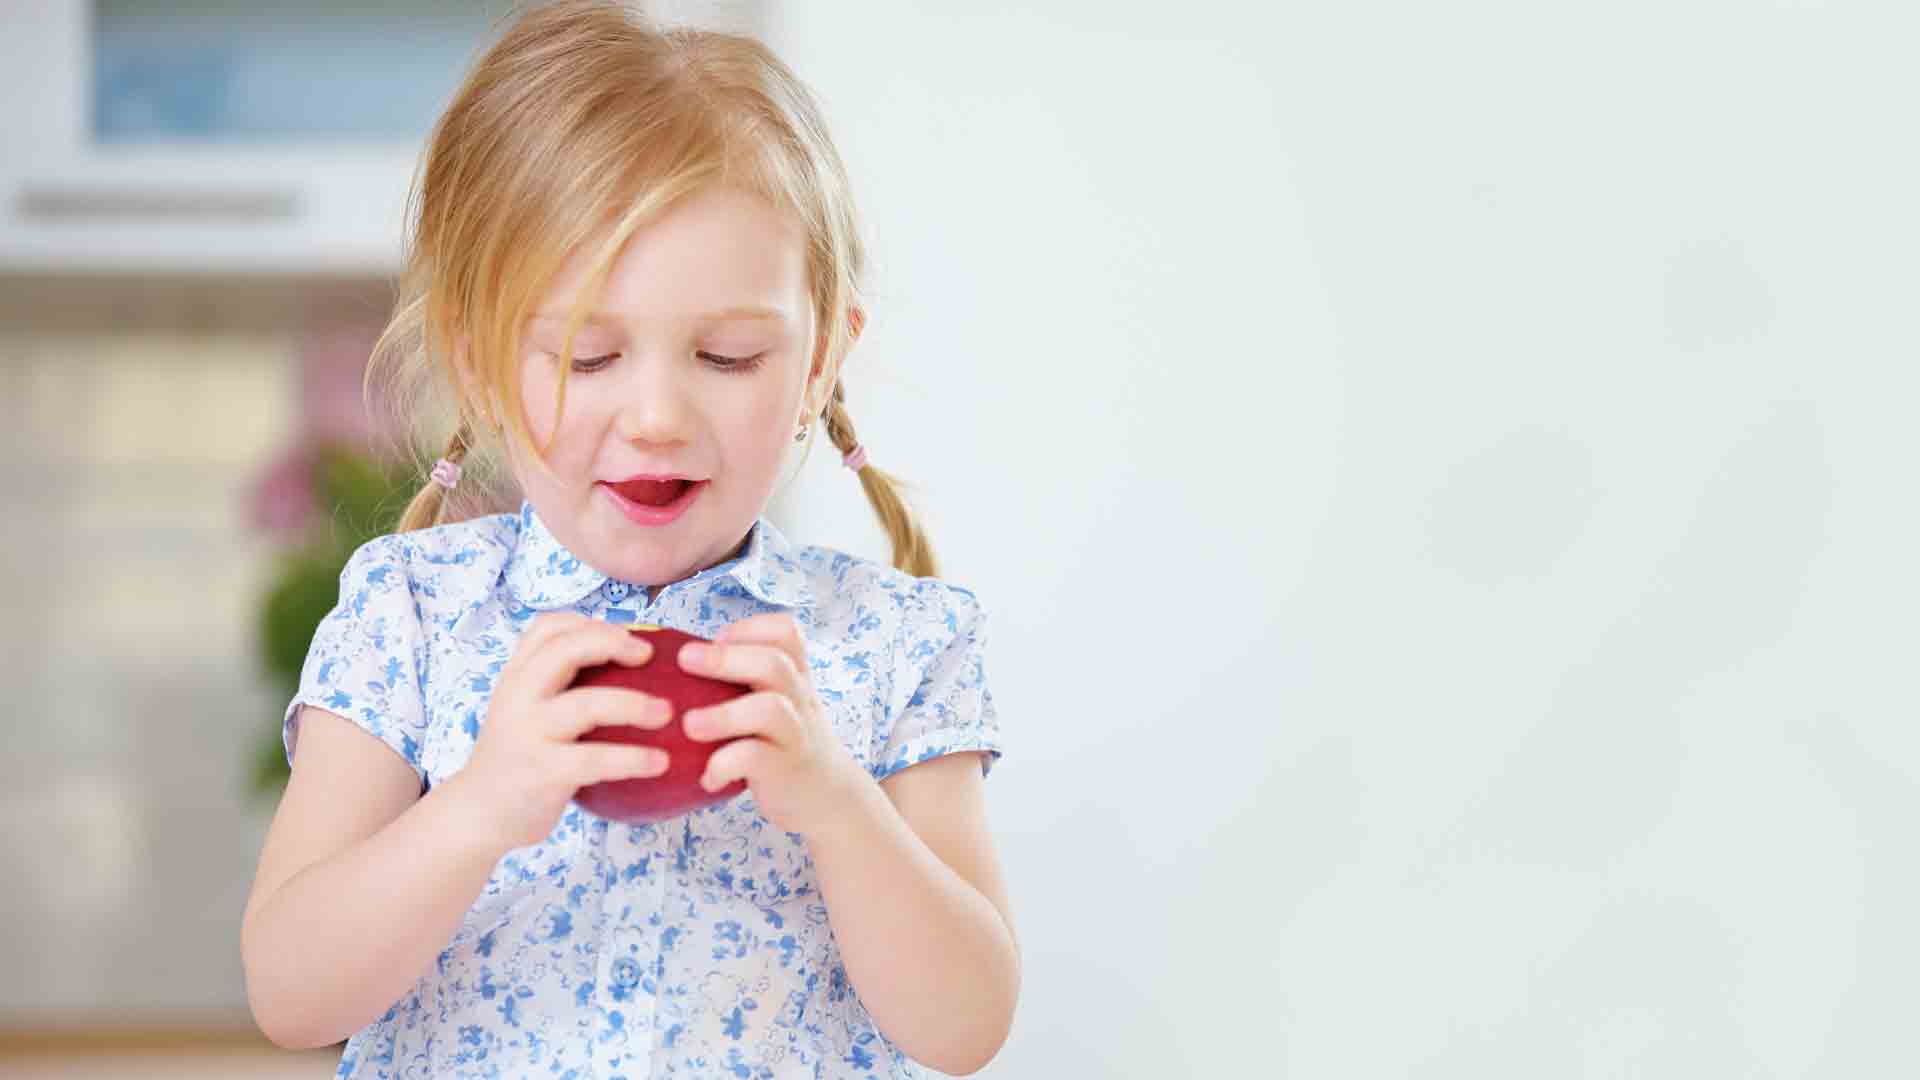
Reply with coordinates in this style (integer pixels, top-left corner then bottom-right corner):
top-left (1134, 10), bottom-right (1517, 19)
top-left (365, 0), bottom-right (938, 577)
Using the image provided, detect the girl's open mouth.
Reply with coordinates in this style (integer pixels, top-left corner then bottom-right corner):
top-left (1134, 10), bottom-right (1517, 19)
top-left (603, 478), bottom-right (704, 526)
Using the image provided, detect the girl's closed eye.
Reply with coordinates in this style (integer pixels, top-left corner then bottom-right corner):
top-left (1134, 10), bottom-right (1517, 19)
top-left (569, 351), bottom-right (766, 375)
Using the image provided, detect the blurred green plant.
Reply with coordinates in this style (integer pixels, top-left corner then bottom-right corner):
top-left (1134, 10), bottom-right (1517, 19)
top-left (248, 443), bottom-right (416, 802)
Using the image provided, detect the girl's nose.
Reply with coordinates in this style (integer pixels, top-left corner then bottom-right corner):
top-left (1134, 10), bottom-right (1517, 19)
top-left (614, 357), bottom-right (693, 443)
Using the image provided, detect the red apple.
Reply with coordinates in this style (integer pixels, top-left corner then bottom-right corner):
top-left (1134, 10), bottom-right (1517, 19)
top-left (570, 624), bottom-right (751, 824)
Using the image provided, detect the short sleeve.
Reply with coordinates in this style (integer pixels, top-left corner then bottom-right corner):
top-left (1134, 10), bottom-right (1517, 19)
top-left (870, 579), bottom-right (1003, 782)
top-left (282, 534), bottom-right (430, 786)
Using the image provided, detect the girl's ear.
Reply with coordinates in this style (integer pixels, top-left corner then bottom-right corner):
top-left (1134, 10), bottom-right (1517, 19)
top-left (451, 332), bottom-right (478, 397)
top-left (806, 304), bottom-right (864, 415)
top-left (451, 333), bottom-right (499, 430)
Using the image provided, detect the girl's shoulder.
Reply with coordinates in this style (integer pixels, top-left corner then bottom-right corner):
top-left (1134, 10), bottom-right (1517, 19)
top-left (786, 540), bottom-right (987, 638)
top-left (338, 512), bottom-right (522, 624)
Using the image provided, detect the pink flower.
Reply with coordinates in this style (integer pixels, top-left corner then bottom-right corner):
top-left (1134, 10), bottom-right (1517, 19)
top-left (299, 318), bottom-right (383, 448)
top-left (244, 444), bottom-right (318, 539)
top-left (244, 312), bottom-right (413, 543)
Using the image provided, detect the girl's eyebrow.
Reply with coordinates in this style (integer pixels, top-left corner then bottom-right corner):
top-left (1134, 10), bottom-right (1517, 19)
top-left (531, 305), bottom-right (789, 325)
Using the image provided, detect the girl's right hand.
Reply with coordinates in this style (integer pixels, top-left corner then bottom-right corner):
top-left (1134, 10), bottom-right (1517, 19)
top-left (450, 611), bottom-right (672, 851)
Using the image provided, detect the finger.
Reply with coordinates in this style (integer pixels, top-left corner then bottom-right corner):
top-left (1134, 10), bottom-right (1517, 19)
top-left (711, 614), bottom-right (809, 677)
top-left (680, 636), bottom-right (803, 698)
top-left (698, 737), bottom-right (761, 793)
top-left (683, 692), bottom-right (792, 745)
top-left (517, 610), bottom-right (598, 656)
top-left (560, 686), bottom-right (673, 739)
top-left (526, 621), bottom-right (654, 698)
top-left (575, 743), bottom-right (670, 786)
top-left (504, 612), bottom-right (604, 684)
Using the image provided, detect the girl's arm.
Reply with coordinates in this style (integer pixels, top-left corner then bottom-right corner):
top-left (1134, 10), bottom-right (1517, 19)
top-left (241, 707), bottom-right (511, 1050)
top-left (806, 752), bottom-right (1020, 1076)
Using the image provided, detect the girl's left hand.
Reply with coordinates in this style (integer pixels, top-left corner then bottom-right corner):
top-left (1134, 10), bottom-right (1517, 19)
top-left (678, 613), bottom-right (873, 837)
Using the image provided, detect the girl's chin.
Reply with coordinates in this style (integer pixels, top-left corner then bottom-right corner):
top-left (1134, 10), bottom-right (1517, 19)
top-left (586, 530), bottom-right (697, 584)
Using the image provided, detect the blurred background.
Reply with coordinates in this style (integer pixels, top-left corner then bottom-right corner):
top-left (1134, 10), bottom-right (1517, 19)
top-left (2, 0), bottom-right (1913, 1077)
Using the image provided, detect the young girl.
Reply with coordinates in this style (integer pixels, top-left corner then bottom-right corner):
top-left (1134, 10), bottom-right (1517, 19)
top-left (239, 3), bottom-right (1018, 1076)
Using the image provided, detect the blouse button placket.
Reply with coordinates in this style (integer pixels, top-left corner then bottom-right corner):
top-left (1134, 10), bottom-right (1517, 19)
top-left (598, 821), bottom-right (669, 1071)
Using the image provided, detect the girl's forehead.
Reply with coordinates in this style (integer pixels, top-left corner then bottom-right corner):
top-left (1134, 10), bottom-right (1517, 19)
top-left (536, 188), bottom-right (810, 318)
top-left (529, 304), bottom-right (793, 331)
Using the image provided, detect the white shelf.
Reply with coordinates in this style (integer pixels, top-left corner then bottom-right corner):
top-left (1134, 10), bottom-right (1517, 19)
top-left (0, 145), bottom-right (417, 277)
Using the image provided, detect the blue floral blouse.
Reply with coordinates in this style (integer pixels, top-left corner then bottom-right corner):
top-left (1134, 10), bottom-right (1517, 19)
top-left (282, 501), bottom-right (1003, 1079)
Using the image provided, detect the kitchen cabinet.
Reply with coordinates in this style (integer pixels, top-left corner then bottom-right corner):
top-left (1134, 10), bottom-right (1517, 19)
top-left (0, 0), bottom-right (507, 276)
top-left (0, 1), bottom-right (773, 277)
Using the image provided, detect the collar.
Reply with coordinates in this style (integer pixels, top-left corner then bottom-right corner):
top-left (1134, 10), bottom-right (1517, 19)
top-left (501, 499), bottom-right (814, 612)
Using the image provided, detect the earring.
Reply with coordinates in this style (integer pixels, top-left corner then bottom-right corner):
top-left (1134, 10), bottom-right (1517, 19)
top-left (794, 424), bottom-right (808, 442)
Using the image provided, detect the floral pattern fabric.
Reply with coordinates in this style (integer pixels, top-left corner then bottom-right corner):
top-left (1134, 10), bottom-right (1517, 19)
top-left (283, 501), bottom-right (1002, 1078)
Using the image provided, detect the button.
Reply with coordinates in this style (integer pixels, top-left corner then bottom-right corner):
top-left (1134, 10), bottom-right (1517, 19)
top-left (605, 581), bottom-right (630, 601)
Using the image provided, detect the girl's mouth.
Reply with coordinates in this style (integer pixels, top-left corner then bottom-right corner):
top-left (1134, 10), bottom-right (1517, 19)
top-left (615, 477), bottom-right (692, 506)
top-left (602, 478), bottom-right (704, 526)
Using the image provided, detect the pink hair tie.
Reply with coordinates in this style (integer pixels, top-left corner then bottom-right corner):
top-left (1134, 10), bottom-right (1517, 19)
top-left (841, 444), bottom-right (868, 472)
top-left (430, 458), bottom-right (462, 489)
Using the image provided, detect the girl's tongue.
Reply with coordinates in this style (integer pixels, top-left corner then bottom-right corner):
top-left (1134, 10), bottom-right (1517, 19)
top-left (615, 478), bottom-right (691, 506)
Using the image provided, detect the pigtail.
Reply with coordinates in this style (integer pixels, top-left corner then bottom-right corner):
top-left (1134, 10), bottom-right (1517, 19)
top-left (822, 382), bottom-right (939, 578)
top-left (396, 421), bottom-right (475, 533)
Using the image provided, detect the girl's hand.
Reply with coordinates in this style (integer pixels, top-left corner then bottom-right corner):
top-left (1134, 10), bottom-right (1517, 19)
top-left (677, 613), bottom-right (872, 837)
top-left (452, 612), bottom-right (674, 851)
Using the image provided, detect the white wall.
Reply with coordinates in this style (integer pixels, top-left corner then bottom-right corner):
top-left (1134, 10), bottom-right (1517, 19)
top-left (769, 2), bottom-right (1919, 1075)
